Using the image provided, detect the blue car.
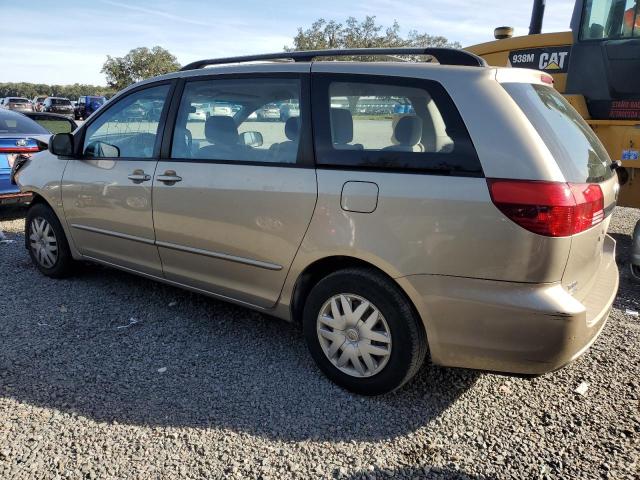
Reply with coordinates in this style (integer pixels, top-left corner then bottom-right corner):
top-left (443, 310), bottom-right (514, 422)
top-left (0, 110), bottom-right (49, 206)
top-left (74, 95), bottom-right (106, 120)
top-left (393, 103), bottom-right (415, 115)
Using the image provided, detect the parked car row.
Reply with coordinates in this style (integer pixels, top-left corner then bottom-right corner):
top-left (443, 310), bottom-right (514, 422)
top-left (0, 109), bottom-right (77, 206)
top-left (1, 95), bottom-right (107, 120)
top-left (0, 97), bottom-right (34, 113)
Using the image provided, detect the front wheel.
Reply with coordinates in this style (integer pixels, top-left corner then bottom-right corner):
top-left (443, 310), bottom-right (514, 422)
top-left (303, 268), bottom-right (427, 395)
top-left (26, 203), bottom-right (75, 278)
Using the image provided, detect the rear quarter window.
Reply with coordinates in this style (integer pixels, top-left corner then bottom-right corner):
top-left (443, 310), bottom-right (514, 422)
top-left (502, 83), bottom-right (613, 183)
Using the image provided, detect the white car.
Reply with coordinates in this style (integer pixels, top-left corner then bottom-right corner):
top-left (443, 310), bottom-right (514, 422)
top-left (188, 105), bottom-right (207, 121)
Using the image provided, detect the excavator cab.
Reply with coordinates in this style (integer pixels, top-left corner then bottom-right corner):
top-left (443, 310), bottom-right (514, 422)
top-left (569, 0), bottom-right (640, 120)
top-left (466, 0), bottom-right (640, 273)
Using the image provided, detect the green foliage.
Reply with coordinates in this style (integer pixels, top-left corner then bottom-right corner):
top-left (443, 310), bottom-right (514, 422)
top-left (286, 16), bottom-right (461, 60)
top-left (0, 82), bottom-right (115, 100)
top-left (101, 46), bottom-right (181, 90)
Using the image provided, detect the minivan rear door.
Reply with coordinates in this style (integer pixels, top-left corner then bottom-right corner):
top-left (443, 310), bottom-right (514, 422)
top-left (501, 81), bottom-right (619, 299)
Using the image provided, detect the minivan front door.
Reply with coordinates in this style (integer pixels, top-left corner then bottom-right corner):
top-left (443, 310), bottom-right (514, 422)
top-left (62, 83), bottom-right (172, 276)
top-left (152, 75), bottom-right (317, 308)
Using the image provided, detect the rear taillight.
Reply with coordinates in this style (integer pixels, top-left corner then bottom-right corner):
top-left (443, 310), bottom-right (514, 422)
top-left (487, 179), bottom-right (604, 237)
top-left (541, 74), bottom-right (554, 85)
top-left (0, 146), bottom-right (39, 153)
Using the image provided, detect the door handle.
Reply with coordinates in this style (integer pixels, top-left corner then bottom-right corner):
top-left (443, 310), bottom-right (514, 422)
top-left (156, 170), bottom-right (182, 185)
top-left (127, 169), bottom-right (151, 183)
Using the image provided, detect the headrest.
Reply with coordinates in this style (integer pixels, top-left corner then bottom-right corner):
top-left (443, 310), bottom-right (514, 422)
top-left (394, 116), bottom-right (423, 146)
top-left (285, 116), bottom-right (300, 141)
top-left (330, 108), bottom-right (354, 144)
top-left (205, 115), bottom-right (238, 145)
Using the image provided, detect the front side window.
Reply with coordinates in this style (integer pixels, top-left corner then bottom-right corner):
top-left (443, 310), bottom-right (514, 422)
top-left (171, 78), bottom-right (302, 164)
top-left (581, 0), bottom-right (640, 39)
top-left (82, 84), bottom-right (170, 159)
top-left (314, 76), bottom-right (481, 176)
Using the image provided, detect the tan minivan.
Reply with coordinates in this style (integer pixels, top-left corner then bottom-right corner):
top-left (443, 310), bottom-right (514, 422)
top-left (15, 48), bottom-right (620, 395)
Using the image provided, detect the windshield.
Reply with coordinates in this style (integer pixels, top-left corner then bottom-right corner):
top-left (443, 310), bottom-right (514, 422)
top-left (581, 0), bottom-right (640, 39)
top-left (503, 83), bottom-right (613, 183)
top-left (88, 96), bottom-right (106, 105)
top-left (0, 110), bottom-right (49, 135)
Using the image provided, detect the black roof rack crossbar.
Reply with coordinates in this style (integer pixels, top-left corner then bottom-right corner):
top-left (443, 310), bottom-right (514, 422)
top-left (180, 48), bottom-right (487, 71)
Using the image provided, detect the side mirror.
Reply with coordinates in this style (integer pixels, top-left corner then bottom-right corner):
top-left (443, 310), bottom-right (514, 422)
top-left (240, 130), bottom-right (263, 147)
top-left (617, 166), bottom-right (629, 186)
top-left (49, 133), bottom-right (75, 156)
top-left (611, 160), bottom-right (629, 186)
top-left (84, 141), bottom-right (120, 158)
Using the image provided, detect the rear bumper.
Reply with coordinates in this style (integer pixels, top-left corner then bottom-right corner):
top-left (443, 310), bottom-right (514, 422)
top-left (0, 191), bottom-right (32, 205)
top-left (398, 235), bottom-right (619, 375)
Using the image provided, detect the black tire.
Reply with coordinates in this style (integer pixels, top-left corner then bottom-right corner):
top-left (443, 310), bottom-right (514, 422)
top-left (25, 203), bottom-right (75, 278)
top-left (631, 263), bottom-right (640, 282)
top-left (303, 268), bottom-right (427, 395)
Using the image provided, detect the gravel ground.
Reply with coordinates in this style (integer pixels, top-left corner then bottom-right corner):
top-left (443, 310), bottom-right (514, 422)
top-left (1, 205), bottom-right (638, 480)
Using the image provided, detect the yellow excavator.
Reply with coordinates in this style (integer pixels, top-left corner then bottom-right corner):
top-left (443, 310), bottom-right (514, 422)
top-left (467, 0), bottom-right (640, 211)
top-left (467, 0), bottom-right (640, 278)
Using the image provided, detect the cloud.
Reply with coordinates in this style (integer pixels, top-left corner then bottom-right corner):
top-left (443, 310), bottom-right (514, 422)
top-left (1, 0), bottom-right (578, 85)
top-left (99, 0), bottom-right (207, 26)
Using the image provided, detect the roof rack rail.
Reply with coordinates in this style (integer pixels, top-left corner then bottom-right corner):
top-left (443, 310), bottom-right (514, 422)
top-left (180, 47), bottom-right (487, 71)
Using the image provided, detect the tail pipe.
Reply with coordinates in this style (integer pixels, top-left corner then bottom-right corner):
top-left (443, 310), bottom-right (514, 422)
top-left (529, 0), bottom-right (546, 35)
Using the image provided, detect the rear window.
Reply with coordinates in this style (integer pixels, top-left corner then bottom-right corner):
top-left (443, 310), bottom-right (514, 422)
top-left (0, 111), bottom-right (49, 135)
top-left (503, 83), bottom-right (613, 183)
top-left (8, 98), bottom-right (29, 103)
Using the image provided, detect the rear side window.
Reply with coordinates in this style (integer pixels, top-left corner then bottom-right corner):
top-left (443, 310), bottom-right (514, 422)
top-left (313, 75), bottom-right (481, 176)
top-left (171, 78), bottom-right (304, 164)
top-left (503, 83), bottom-right (613, 183)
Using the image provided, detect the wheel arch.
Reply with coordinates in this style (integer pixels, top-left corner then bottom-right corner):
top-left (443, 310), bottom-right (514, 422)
top-left (289, 255), bottom-right (425, 333)
top-left (23, 193), bottom-right (51, 249)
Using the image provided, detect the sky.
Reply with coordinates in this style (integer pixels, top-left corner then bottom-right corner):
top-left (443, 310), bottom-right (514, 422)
top-left (0, 0), bottom-right (576, 85)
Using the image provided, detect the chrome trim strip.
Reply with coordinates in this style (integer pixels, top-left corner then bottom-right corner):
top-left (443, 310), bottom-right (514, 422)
top-left (156, 240), bottom-right (283, 271)
top-left (81, 255), bottom-right (267, 310)
top-left (70, 224), bottom-right (155, 245)
top-left (71, 224), bottom-right (282, 271)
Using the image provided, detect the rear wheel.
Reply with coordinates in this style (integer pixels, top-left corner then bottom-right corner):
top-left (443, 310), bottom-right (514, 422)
top-left (26, 203), bottom-right (75, 278)
top-left (303, 268), bottom-right (427, 395)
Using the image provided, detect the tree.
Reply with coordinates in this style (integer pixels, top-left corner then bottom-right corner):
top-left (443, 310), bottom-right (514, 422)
top-left (0, 82), bottom-right (115, 100)
top-left (286, 16), bottom-right (460, 60)
top-left (101, 46), bottom-right (180, 90)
